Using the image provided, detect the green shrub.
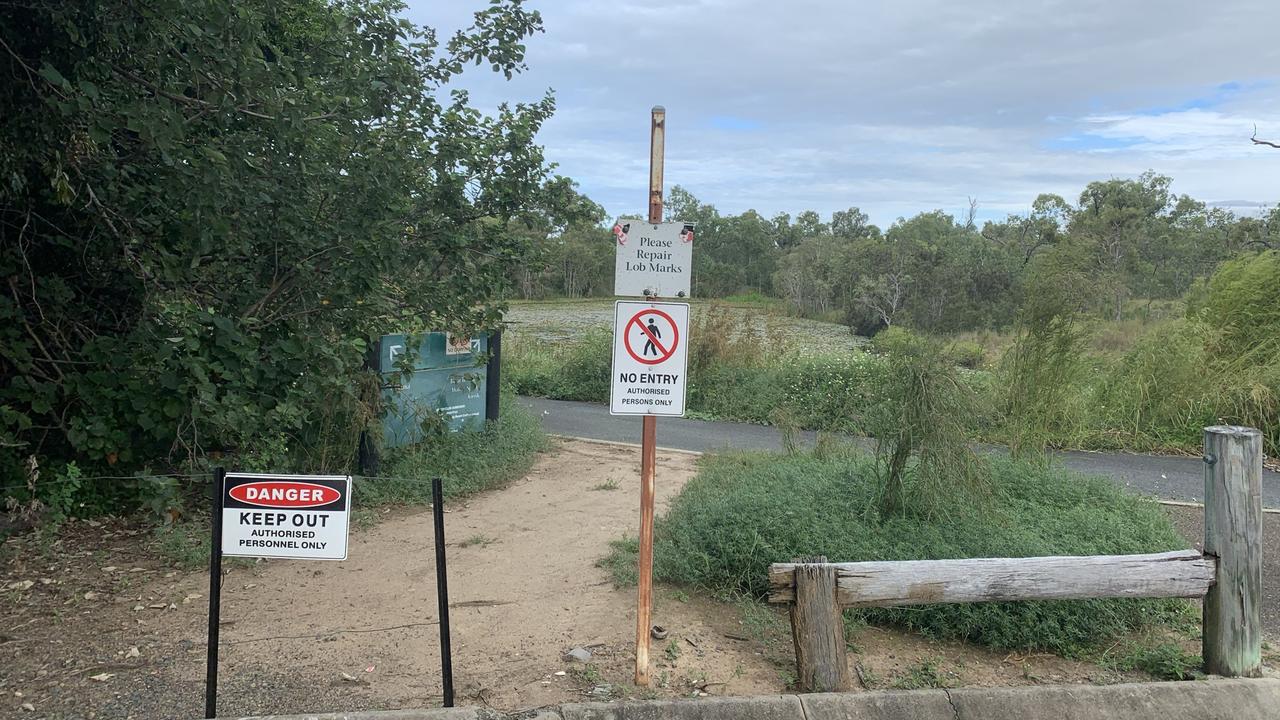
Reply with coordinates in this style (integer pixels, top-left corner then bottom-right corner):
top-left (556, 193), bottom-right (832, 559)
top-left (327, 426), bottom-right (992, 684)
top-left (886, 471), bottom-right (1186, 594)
top-left (999, 314), bottom-right (1091, 456)
top-left (688, 363), bottom-right (787, 424)
top-left (1095, 320), bottom-right (1217, 451)
top-left (1191, 250), bottom-right (1280, 359)
top-left (864, 328), bottom-right (985, 517)
top-left (946, 341), bottom-right (986, 370)
top-left (1189, 251), bottom-right (1280, 455)
top-left (356, 400), bottom-right (548, 505)
top-left (687, 303), bottom-right (779, 374)
top-left (691, 352), bottom-right (882, 433)
top-left (619, 448), bottom-right (1189, 655)
top-left (866, 325), bottom-right (914, 355)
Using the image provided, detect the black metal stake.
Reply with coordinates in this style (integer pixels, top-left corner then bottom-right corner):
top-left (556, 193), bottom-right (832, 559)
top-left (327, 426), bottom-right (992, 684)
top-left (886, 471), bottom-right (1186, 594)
top-left (485, 328), bottom-right (502, 424)
top-left (431, 477), bottom-right (455, 707)
top-left (205, 467), bottom-right (226, 719)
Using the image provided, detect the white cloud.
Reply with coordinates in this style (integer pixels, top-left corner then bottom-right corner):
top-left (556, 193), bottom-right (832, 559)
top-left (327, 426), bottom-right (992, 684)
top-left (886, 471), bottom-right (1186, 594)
top-left (1078, 109), bottom-right (1280, 156)
top-left (403, 0), bottom-right (1280, 226)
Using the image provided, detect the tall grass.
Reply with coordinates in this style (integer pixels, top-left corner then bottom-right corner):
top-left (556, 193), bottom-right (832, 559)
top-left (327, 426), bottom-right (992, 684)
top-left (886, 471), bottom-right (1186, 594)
top-left (1190, 251), bottom-right (1280, 456)
top-left (504, 328), bottom-right (612, 401)
top-left (507, 263), bottom-right (1277, 459)
top-left (508, 304), bottom-right (889, 433)
top-left (998, 313), bottom-right (1092, 456)
top-left (1094, 320), bottom-right (1217, 451)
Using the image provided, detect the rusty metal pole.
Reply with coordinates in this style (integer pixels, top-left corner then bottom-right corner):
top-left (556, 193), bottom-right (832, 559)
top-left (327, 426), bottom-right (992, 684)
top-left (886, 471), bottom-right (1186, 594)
top-left (648, 106), bottom-right (665, 226)
top-left (635, 105), bottom-right (665, 687)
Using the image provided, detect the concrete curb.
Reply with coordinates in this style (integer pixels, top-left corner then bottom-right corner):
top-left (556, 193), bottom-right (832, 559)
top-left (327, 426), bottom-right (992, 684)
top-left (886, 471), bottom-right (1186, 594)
top-left (224, 678), bottom-right (1280, 719)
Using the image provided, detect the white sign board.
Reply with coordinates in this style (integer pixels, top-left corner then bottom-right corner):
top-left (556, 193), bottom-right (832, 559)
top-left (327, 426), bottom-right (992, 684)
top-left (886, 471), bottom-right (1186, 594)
top-left (610, 301), bottom-right (689, 416)
top-left (222, 473), bottom-right (351, 560)
top-left (613, 220), bottom-right (694, 299)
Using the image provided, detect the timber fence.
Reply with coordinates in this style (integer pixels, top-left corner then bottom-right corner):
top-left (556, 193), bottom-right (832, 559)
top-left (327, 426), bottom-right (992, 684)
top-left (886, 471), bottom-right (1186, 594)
top-left (768, 425), bottom-right (1264, 692)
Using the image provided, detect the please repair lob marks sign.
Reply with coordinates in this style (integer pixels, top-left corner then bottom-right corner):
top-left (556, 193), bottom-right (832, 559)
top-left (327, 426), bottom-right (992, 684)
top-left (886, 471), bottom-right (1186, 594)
top-left (222, 473), bottom-right (351, 560)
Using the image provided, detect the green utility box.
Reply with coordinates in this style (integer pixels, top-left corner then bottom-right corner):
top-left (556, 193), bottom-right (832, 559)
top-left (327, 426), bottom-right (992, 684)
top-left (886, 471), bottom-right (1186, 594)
top-left (376, 332), bottom-right (488, 448)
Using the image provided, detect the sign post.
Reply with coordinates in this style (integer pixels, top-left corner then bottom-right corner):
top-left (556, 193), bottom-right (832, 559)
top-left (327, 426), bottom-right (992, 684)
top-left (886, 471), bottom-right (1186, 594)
top-left (205, 471), bottom-right (352, 717)
top-left (641, 106), bottom-right (665, 686)
top-left (204, 468), bottom-right (225, 720)
top-left (612, 295), bottom-right (688, 685)
top-left (613, 105), bottom-right (692, 686)
top-left (432, 477), bottom-right (456, 707)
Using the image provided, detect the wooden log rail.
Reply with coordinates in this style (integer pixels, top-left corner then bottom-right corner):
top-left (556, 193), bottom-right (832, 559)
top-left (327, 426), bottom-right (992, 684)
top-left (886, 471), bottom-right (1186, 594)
top-left (769, 550), bottom-right (1216, 606)
top-left (770, 426), bottom-right (1264, 691)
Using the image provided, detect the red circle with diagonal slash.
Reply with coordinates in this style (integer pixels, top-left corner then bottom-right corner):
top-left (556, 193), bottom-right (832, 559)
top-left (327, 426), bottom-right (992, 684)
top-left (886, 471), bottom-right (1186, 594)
top-left (624, 308), bottom-right (679, 365)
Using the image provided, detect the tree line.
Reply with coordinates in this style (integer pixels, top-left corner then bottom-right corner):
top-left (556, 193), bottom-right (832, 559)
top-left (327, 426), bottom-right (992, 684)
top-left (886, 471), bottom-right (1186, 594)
top-left (518, 174), bottom-right (1278, 334)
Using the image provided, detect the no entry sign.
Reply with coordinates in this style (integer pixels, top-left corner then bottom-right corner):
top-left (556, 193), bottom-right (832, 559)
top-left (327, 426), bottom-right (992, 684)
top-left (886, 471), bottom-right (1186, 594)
top-left (221, 473), bottom-right (351, 560)
top-left (611, 301), bottom-right (689, 416)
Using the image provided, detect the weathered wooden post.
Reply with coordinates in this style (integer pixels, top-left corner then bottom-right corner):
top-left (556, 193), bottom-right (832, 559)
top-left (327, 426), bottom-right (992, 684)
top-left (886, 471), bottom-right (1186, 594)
top-left (789, 556), bottom-right (851, 692)
top-left (1202, 425), bottom-right (1263, 677)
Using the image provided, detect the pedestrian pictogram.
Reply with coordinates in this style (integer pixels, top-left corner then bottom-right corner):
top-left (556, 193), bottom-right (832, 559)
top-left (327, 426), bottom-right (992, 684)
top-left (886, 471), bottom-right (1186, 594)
top-left (642, 318), bottom-right (660, 356)
top-left (624, 307), bottom-right (680, 365)
top-left (611, 301), bottom-right (689, 416)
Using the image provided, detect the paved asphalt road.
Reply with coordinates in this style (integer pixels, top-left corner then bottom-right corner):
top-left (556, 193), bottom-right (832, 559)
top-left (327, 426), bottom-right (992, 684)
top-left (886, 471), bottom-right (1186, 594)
top-left (517, 396), bottom-right (1280, 507)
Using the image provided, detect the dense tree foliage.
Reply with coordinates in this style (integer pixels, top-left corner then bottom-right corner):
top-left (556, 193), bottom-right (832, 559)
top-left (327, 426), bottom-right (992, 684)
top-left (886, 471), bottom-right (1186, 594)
top-left (1, 0), bottom-right (560, 507)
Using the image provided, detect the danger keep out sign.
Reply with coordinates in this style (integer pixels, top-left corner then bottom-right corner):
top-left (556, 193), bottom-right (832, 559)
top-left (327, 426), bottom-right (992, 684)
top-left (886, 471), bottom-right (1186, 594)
top-left (222, 473), bottom-right (351, 560)
top-left (611, 300), bottom-right (689, 416)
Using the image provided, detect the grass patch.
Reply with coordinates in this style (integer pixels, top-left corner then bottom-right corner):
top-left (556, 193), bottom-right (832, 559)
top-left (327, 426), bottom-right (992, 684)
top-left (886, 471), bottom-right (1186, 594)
top-left (152, 522), bottom-right (211, 570)
top-left (459, 533), bottom-right (496, 548)
top-left (596, 535), bottom-right (638, 587)
top-left (591, 479), bottom-right (620, 491)
top-left (151, 521), bottom-right (257, 571)
top-left (569, 663), bottom-right (605, 685)
top-left (1104, 641), bottom-right (1203, 681)
top-left (148, 401), bottom-right (546, 569)
top-left (503, 329), bottom-right (613, 401)
top-left (607, 447), bottom-right (1192, 655)
top-left (662, 638), bottom-right (682, 663)
top-left (719, 290), bottom-right (788, 309)
top-left (356, 400), bottom-right (549, 505)
top-left (892, 658), bottom-right (957, 689)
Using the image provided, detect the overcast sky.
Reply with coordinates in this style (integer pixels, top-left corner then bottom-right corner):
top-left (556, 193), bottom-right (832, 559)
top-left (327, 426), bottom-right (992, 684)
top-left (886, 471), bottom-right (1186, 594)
top-left (402, 0), bottom-right (1280, 228)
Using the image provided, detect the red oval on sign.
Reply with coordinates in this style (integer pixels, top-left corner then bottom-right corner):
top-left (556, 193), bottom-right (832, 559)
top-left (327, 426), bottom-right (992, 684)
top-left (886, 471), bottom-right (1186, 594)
top-left (229, 481), bottom-right (339, 508)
